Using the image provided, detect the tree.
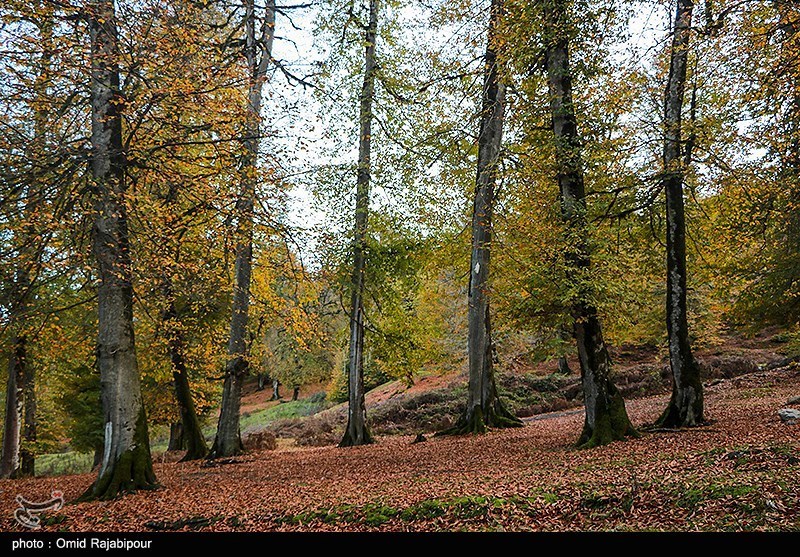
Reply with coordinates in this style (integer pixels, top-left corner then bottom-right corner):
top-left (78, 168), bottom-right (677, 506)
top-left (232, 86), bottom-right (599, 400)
top-left (542, 0), bottom-right (636, 448)
top-left (657, 0), bottom-right (705, 428)
top-left (211, 0), bottom-right (276, 458)
top-left (80, 0), bottom-right (157, 499)
top-left (340, 0), bottom-right (378, 447)
top-left (162, 278), bottom-right (209, 460)
top-left (439, 0), bottom-right (521, 435)
top-left (0, 0), bottom-right (56, 479)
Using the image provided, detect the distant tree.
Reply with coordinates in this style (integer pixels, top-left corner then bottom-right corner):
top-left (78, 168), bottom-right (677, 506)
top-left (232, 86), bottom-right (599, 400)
top-left (0, 0), bottom-right (56, 479)
top-left (211, 0), bottom-right (276, 458)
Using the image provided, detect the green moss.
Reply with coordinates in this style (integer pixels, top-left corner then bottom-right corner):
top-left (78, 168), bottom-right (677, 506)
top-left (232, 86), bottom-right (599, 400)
top-left (78, 406), bottom-right (158, 501)
top-left (276, 495), bottom-right (555, 526)
top-left (577, 389), bottom-right (638, 449)
top-left (676, 483), bottom-right (757, 509)
top-left (362, 503), bottom-right (400, 526)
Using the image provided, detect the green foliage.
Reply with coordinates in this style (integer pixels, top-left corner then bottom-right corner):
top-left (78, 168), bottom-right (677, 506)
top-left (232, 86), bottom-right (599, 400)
top-left (59, 365), bottom-right (104, 455)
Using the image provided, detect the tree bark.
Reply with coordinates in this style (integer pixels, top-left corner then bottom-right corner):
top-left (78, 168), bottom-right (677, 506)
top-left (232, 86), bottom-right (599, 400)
top-left (0, 340), bottom-right (24, 478)
top-left (543, 0), bottom-right (636, 448)
top-left (271, 379), bottom-right (281, 400)
top-left (657, 0), bottom-right (704, 428)
top-left (20, 354), bottom-right (36, 477)
top-left (438, 0), bottom-right (521, 436)
top-left (292, 386), bottom-right (300, 401)
top-left (171, 348), bottom-right (208, 460)
top-left (556, 356), bottom-right (572, 375)
top-left (80, 0), bottom-right (157, 500)
top-left (167, 422), bottom-right (185, 451)
top-left (1, 5), bottom-right (53, 480)
top-left (340, 0), bottom-right (379, 448)
top-left (162, 291), bottom-right (208, 460)
top-left (211, 0), bottom-right (275, 458)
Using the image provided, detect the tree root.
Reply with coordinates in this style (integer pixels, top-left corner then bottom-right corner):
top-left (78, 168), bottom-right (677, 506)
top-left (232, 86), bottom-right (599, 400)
top-left (436, 403), bottom-right (523, 437)
top-left (338, 426), bottom-right (374, 447)
top-left (575, 392), bottom-right (639, 450)
top-left (77, 448), bottom-right (158, 502)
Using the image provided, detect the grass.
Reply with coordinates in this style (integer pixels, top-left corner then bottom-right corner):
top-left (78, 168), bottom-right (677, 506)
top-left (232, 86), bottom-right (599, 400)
top-left (276, 493), bottom-right (563, 527)
top-left (31, 397), bottom-right (330, 478)
top-left (239, 399), bottom-right (328, 432)
top-left (35, 452), bottom-right (94, 477)
top-left (675, 483), bottom-right (757, 509)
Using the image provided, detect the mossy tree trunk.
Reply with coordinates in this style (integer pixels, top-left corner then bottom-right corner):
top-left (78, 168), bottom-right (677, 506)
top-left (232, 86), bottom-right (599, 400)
top-left (210, 0), bottom-right (275, 458)
top-left (167, 302), bottom-right (208, 462)
top-left (163, 295), bottom-right (208, 461)
top-left (439, 0), bottom-right (521, 436)
top-left (81, 0), bottom-right (157, 500)
top-left (657, 0), bottom-right (704, 428)
top-left (542, 0), bottom-right (636, 448)
top-left (340, 0), bottom-right (378, 448)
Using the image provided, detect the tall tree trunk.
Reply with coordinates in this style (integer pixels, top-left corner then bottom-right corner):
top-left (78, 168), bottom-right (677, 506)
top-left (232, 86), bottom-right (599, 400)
top-left (80, 0), bottom-right (157, 500)
top-left (271, 379), bottom-right (281, 400)
top-left (0, 340), bottom-right (24, 477)
top-left (439, 0), bottom-right (521, 436)
top-left (657, 0), bottom-right (704, 428)
top-left (1, 4), bottom-right (54, 480)
top-left (211, 0), bottom-right (275, 458)
top-left (162, 287), bottom-right (208, 460)
top-left (340, 0), bottom-right (378, 448)
top-left (20, 355), bottom-right (36, 477)
top-left (292, 386), bottom-right (299, 401)
top-left (543, 0), bottom-right (636, 448)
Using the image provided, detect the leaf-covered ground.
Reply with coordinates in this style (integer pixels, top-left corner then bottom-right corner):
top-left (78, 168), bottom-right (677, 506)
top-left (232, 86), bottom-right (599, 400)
top-left (1, 366), bottom-right (799, 532)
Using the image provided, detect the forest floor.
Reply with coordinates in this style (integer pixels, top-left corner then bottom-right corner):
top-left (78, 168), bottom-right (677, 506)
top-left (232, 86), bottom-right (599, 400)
top-left (1, 361), bottom-right (798, 531)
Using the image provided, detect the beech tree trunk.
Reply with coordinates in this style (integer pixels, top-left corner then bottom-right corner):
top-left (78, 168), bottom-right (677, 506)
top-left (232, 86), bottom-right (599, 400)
top-left (543, 0), bottom-right (636, 448)
top-left (0, 340), bottom-right (24, 478)
top-left (167, 422), bottom-right (184, 451)
top-left (211, 0), bottom-right (275, 458)
top-left (162, 291), bottom-right (208, 460)
top-left (20, 356), bottom-right (36, 477)
top-left (340, 0), bottom-right (378, 448)
top-left (292, 386), bottom-right (300, 401)
top-left (271, 379), bottom-right (281, 400)
top-left (155, 181), bottom-right (209, 461)
top-left (1, 6), bottom-right (53, 480)
top-left (439, 0), bottom-right (521, 435)
top-left (81, 0), bottom-right (157, 500)
top-left (657, 0), bottom-right (704, 428)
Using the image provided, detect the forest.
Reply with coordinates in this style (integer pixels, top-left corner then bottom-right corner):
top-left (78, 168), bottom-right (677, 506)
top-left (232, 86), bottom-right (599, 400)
top-left (0, 0), bottom-right (799, 533)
